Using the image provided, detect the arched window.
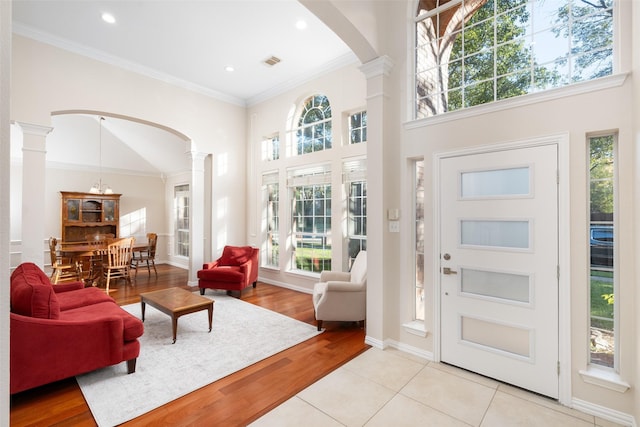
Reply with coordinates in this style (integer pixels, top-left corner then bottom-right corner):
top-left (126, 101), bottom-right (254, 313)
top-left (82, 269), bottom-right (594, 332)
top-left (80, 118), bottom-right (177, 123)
top-left (296, 94), bottom-right (332, 154)
top-left (414, 0), bottom-right (614, 119)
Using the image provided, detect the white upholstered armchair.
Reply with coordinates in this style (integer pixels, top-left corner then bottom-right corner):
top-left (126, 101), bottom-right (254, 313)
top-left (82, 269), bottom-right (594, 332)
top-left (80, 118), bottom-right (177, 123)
top-left (312, 250), bottom-right (367, 331)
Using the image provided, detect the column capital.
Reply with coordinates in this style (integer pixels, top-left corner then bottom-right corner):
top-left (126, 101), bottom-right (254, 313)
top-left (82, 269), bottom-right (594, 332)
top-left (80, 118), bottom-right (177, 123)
top-left (13, 121), bottom-right (53, 137)
top-left (359, 55), bottom-right (394, 79)
top-left (188, 151), bottom-right (208, 162)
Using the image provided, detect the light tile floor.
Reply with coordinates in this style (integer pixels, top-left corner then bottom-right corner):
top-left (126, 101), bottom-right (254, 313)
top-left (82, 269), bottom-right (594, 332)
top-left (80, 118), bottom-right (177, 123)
top-left (250, 347), bottom-right (626, 427)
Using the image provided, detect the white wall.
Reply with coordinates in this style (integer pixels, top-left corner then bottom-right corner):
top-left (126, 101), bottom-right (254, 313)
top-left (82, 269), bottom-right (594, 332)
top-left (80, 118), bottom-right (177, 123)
top-left (10, 34), bottom-right (248, 268)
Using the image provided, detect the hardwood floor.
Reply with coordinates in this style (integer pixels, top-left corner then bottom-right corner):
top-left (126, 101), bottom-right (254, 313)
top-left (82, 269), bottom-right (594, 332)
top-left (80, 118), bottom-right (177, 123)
top-left (10, 264), bottom-right (369, 426)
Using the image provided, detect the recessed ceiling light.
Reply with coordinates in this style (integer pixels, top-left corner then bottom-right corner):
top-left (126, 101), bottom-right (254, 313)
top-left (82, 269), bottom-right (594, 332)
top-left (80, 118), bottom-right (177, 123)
top-left (101, 12), bottom-right (116, 24)
top-left (224, 65), bottom-right (235, 72)
top-left (295, 20), bottom-right (307, 30)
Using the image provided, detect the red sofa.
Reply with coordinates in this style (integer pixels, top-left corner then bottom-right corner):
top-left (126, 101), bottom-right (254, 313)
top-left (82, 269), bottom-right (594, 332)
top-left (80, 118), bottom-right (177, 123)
top-left (10, 262), bottom-right (144, 394)
top-left (197, 245), bottom-right (259, 298)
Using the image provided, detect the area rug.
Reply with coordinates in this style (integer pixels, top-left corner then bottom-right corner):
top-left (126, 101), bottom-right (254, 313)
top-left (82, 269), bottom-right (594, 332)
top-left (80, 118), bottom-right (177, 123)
top-left (76, 292), bottom-right (322, 427)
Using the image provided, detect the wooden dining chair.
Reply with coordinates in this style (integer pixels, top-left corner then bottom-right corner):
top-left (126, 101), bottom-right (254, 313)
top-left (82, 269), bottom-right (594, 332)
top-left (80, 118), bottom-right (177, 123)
top-left (131, 233), bottom-right (158, 277)
top-left (85, 233), bottom-right (115, 279)
top-left (103, 237), bottom-right (134, 293)
top-left (48, 237), bottom-right (82, 284)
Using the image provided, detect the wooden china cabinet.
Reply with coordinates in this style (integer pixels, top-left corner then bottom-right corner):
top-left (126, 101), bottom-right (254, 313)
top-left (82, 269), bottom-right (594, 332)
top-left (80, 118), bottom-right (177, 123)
top-left (60, 191), bottom-right (121, 242)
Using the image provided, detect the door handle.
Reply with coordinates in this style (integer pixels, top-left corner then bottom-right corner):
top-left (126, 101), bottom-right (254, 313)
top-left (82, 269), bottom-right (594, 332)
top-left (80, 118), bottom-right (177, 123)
top-left (442, 267), bottom-right (457, 275)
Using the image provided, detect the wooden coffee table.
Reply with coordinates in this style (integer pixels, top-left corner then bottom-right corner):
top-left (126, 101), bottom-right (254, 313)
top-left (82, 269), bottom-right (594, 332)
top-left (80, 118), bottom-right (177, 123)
top-left (139, 287), bottom-right (214, 344)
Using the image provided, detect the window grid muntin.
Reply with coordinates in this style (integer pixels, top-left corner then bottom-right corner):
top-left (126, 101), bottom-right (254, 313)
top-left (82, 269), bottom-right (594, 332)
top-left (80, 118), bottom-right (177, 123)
top-left (174, 184), bottom-right (189, 257)
top-left (349, 111), bottom-right (368, 144)
top-left (265, 181), bottom-right (279, 267)
top-left (265, 135), bottom-right (280, 161)
top-left (291, 181), bottom-right (332, 273)
top-left (347, 180), bottom-right (367, 268)
top-left (296, 95), bottom-right (332, 154)
top-left (414, 0), bottom-right (614, 118)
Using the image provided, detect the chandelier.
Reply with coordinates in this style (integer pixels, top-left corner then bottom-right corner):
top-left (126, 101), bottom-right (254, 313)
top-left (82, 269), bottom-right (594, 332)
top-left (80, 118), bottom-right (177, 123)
top-left (89, 116), bottom-right (113, 194)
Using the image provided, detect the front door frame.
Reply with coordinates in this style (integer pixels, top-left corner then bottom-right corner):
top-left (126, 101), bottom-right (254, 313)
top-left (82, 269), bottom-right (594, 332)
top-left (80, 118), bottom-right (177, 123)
top-left (432, 133), bottom-right (571, 405)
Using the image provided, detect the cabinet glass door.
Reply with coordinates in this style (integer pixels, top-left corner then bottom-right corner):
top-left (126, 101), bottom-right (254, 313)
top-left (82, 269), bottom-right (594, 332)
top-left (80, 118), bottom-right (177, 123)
top-left (103, 200), bottom-right (116, 221)
top-left (66, 199), bottom-right (80, 221)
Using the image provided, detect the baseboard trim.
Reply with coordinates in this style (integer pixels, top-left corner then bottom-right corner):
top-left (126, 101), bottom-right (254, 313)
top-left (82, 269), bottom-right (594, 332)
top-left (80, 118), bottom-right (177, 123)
top-left (258, 276), bottom-right (312, 294)
top-left (571, 398), bottom-right (636, 427)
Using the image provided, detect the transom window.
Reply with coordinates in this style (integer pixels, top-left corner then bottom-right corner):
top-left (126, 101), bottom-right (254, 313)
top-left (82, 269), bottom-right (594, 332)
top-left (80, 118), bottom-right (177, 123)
top-left (296, 95), bottom-right (332, 154)
top-left (415, 0), bottom-right (614, 118)
top-left (348, 110), bottom-right (367, 144)
top-left (263, 135), bottom-right (280, 161)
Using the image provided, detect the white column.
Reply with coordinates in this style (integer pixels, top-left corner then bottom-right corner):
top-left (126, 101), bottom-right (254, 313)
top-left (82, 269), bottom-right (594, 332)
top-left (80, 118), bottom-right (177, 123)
top-left (359, 56), bottom-right (395, 348)
top-left (16, 121), bottom-right (52, 267)
top-left (189, 151), bottom-right (207, 286)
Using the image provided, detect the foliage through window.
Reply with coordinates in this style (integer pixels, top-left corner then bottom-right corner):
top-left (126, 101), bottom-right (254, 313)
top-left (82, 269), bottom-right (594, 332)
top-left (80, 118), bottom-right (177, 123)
top-left (296, 95), bottom-right (332, 154)
top-left (415, 0), bottom-right (614, 118)
top-left (589, 133), bottom-right (616, 369)
top-left (289, 167), bottom-right (332, 272)
top-left (347, 180), bottom-right (367, 268)
top-left (349, 111), bottom-right (367, 144)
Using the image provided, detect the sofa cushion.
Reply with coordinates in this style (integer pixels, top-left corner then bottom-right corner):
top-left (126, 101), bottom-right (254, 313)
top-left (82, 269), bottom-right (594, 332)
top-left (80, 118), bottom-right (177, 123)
top-left (198, 265), bottom-right (243, 282)
top-left (11, 270), bottom-right (60, 319)
top-left (11, 262), bottom-right (51, 284)
top-left (57, 287), bottom-right (116, 311)
top-left (219, 246), bottom-right (253, 266)
top-left (63, 302), bottom-right (144, 342)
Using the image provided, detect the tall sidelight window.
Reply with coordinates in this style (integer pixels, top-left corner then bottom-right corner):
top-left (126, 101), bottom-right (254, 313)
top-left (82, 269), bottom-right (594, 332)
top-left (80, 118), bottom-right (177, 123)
top-left (414, 160), bottom-right (425, 321)
top-left (289, 165), bottom-right (332, 273)
top-left (415, 0), bottom-right (614, 119)
top-left (263, 172), bottom-right (279, 268)
top-left (174, 184), bottom-right (189, 257)
top-left (296, 95), bottom-right (332, 154)
top-left (348, 111), bottom-right (367, 144)
top-left (344, 159), bottom-right (367, 268)
top-left (588, 133), bottom-right (616, 369)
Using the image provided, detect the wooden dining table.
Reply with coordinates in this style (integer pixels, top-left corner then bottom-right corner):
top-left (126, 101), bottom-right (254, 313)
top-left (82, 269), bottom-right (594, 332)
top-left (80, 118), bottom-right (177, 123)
top-left (60, 239), bottom-right (149, 286)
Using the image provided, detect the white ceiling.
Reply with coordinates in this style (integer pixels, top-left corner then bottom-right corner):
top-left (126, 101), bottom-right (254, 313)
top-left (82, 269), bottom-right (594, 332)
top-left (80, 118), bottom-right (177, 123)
top-left (12, 0), bottom-right (356, 176)
top-left (12, 0), bottom-right (355, 106)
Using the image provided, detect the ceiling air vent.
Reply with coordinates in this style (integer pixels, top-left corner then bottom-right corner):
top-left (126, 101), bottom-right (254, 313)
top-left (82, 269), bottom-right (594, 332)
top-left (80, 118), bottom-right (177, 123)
top-left (263, 56), bottom-right (281, 67)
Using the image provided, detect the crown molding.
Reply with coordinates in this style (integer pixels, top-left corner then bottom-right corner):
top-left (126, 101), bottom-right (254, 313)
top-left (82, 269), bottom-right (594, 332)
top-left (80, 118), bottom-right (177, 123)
top-left (13, 23), bottom-right (247, 107)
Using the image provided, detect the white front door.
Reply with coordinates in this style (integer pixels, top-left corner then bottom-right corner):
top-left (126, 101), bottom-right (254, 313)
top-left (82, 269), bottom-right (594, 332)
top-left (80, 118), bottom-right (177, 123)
top-left (439, 143), bottom-right (559, 399)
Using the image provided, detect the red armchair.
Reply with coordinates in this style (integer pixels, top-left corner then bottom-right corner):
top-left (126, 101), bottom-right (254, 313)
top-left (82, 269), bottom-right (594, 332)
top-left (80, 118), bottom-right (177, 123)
top-left (197, 245), bottom-right (259, 298)
top-left (10, 262), bottom-right (144, 394)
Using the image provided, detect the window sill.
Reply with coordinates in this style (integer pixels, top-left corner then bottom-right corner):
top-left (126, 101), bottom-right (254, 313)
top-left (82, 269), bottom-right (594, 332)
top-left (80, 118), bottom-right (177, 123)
top-left (579, 366), bottom-right (630, 393)
top-left (403, 320), bottom-right (428, 337)
top-left (405, 73), bottom-right (629, 129)
top-left (285, 269), bottom-right (320, 281)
